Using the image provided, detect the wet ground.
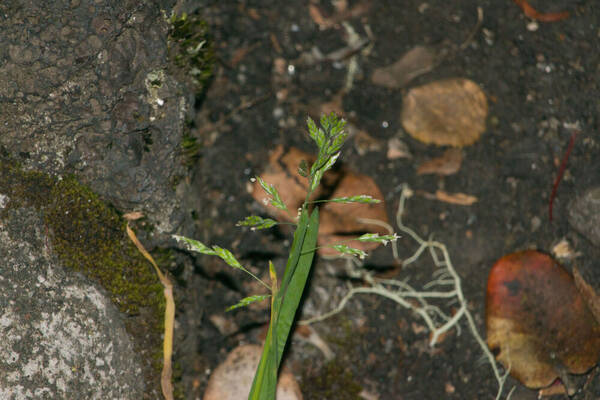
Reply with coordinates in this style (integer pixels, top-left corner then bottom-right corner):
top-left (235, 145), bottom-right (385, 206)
top-left (175, 1), bottom-right (600, 399)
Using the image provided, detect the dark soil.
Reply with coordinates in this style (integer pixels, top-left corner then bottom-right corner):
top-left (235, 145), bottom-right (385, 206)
top-left (175, 1), bottom-right (600, 399)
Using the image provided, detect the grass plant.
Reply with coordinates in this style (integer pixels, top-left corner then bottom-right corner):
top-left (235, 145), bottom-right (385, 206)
top-left (174, 113), bottom-right (397, 400)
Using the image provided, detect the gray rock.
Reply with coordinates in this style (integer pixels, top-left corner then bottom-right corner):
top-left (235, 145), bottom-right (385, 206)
top-left (0, 0), bottom-right (190, 237)
top-left (568, 186), bottom-right (600, 247)
top-left (0, 207), bottom-right (145, 399)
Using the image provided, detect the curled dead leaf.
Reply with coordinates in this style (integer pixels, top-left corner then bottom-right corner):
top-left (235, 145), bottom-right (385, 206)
top-left (434, 190), bottom-right (477, 205)
top-left (251, 146), bottom-right (389, 257)
top-left (417, 190), bottom-right (477, 206)
top-left (318, 171), bottom-right (389, 257)
top-left (573, 266), bottom-right (600, 325)
top-left (372, 45), bottom-right (439, 89)
top-left (416, 148), bottom-right (463, 176)
top-left (123, 211), bottom-right (144, 221)
top-left (486, 251), bottom-right (600, 392)
top-left (308, 2), bottom-right (371, 30)
top-left (401, 78), bottom-right (488, 147)
top-left (513, 0), bottom-right (569, 22)
top-left (250, 145), bottom-right (335, 222)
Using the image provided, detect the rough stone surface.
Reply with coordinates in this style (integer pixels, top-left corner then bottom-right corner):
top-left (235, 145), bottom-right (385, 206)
top-left (568, 186), bottom-right (600, 247)
top-left (0, 0), bottom-right (189, 237)
top-left (0, 206), bottom-right (145, 399)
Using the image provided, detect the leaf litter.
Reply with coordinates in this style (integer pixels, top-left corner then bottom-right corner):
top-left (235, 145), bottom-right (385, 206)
top-left (401, 78), bottom-right (488, 147)
top-left (416, 148), bottom-right (463, 176)
top-left (250, 145), bottom-right (390, 256)
top-left (486, 250), bottom-right (600, 394)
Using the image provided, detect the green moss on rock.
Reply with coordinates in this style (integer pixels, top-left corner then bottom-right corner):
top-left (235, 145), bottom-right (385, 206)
top-left (301, 360), bottom-right (363, 400)
top-left (167, 12), bottom-right (214, 99)
top-left (44, 176), bottom-right (165, 315)
top-left (300, 317), bottom-right (365, 400)
top-left (0, 158), bottom-right (166, 398)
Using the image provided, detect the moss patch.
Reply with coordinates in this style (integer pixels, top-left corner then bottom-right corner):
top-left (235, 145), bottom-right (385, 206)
top-left (0, 158), bottom-right (165, 398)
top-left (167, 12), bottom-right (214, 101)
top-left (180, 119), bottom-right (202, 170)
top-left (300, 317), bottom-right (364, 400)
top-left (44, 176), bottom-right (164, 315)
top-left (301, 360), bottom-right (363, 400)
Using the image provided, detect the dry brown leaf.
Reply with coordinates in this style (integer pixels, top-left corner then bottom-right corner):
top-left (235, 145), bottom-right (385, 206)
top-left (416, 148), bottom-right (463, 175)
top-left (308, 4), bottom-right (331, 29)
top-left (486, 251), bottom-right (600, 393)
top-left (308, 2), bottom-right (370, 30)
top-left (246, 7), bottom-right (260, 20)
top-left (537, 382), bottom-right (568, 397)
top-left (387, 137), bottom-right (412, 160)
top-left (127, 225), bottom-right (175, 400)
top-left (371, 46), bottom-right (439, 89)
top-left (203, 344), bottom-right (302, 400)
top-left (318, 171), bottom-right (389, 256)
top-left (345, 2), bottom-right (371, 19)
top-left (434, 190), bottom-right (477, 205)
top-left (270, 33), bottom-right (283, 54)
top-left (513, 0), bottom-right (569, 22)
top-left (250, 146), bottom-right (331, 222)
top-left (123, 211), bottom-right (144, 221)
top-left (573, 266), bottom-right (600, 324)
top-left (401, 78), bottom-right (488, 147)
top-left (251, 146), bottom-right (389, 257)
top-left (333, 0), bottom-right (348, 13)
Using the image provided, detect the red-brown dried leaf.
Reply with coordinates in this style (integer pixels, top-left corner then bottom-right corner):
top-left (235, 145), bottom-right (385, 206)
top-left (416, 148), bottom-right (463, 176)
top-left (486, 250), bottom-right (600, 390)
top-left (318, 171), bottom-right (388, 256)
top-left (250, 146), bottom-right (389, 257)
top-left (400, 78), bottom-right (488, 147)
top-left (513, 0), bottom-right (569, 22)
top-left (250, 145), bottom-right (334, 222)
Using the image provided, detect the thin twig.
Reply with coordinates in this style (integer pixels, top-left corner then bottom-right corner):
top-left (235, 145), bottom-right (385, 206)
top-left (127, 225), bottom-right (175, 400)
top-left (549, 130), bottom-right (578, 222)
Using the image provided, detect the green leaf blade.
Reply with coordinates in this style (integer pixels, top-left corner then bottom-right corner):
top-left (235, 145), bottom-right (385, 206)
top-left (212, 245), bottom-right (243, 269)
top-left (328, 195), bottom-right (382, 204)
top-left (172, 235), bottom-right (217, 255)
top-left (332, 244), bottom-right (367, 259)
top-left (236, 215), bottom-right (279, 230)
top-left (321, 151), bottom-right (340, 173)
top-left (256, 176), bottom-right (288, 211)
top-left (273, 208), bottom-right (320, 365)
top-left (298, 159), bottom-right (309, 177)
top-left (307, 117), bottom-right (326, 148)
top-left (248, 322), bottom-right (278, 400)
top-left (357, 233), bottom-right (400, 245)
top-left (226, 294), bottom-right (271, 312)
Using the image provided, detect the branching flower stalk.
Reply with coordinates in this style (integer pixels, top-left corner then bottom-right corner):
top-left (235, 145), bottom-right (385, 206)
top-left (301, 184), bottom-right (515, 400)
top-left (173, 113), bottom-right (398, 400)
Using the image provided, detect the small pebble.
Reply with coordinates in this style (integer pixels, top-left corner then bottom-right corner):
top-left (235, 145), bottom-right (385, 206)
top-left (527, 21), bottom-right (539, 31)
